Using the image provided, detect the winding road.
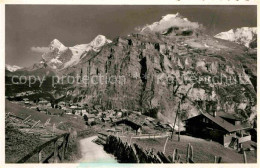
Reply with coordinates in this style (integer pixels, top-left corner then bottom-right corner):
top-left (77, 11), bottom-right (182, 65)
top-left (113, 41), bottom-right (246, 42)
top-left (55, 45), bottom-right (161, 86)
top-left (76, 136), bottom-right (118, 163)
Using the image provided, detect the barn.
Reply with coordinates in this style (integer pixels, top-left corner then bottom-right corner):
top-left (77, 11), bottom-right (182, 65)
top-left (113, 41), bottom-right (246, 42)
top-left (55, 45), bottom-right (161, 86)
top-left (112, 119), bottom-right (142, 135)
top-left (184, 111), bottom-right (251, 147)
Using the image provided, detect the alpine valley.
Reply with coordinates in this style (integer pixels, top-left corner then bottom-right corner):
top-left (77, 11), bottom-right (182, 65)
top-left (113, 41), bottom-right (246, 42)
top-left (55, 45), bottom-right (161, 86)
top-left (6, 13), bottom-right (257, 126)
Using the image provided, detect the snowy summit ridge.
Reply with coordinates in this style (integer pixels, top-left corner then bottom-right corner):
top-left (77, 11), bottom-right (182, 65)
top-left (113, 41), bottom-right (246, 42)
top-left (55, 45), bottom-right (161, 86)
top-left (214, 27), bottom-right (257, 48)
top-left (41, 35), bottom-right (112, 70)
top-left (6, 64), bottom-right (23, 72)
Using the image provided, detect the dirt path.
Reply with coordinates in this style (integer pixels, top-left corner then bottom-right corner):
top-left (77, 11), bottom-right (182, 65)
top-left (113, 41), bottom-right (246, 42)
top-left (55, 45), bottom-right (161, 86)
top-left (76, 136), bottom-right (118, 163)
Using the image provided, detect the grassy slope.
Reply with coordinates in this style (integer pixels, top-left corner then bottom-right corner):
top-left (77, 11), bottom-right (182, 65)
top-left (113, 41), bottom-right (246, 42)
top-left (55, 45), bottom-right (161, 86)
top-left (5, 100), bottom-right (91, 163)
top-left (129, 135), bottom-right (256, 163)
top-left (5, 100), bottom-right (86, 131)
top-left (5, 125), bottom-right (42, 163)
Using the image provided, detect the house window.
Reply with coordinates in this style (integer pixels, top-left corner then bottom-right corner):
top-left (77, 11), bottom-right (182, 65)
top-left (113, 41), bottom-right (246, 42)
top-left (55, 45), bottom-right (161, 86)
top-left (205, 118), bottom-right (209, 123)
top-left (202, 117), bottom-right (209, 123)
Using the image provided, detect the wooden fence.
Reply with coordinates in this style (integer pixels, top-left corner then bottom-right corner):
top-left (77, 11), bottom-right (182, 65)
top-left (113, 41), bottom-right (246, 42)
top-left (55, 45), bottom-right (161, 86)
top-left (17, 133), bottom-right (70, 163)
top-left (130, 133), bottom-right (168, 139)
top-left (100, 135), bottom-right (233, 163)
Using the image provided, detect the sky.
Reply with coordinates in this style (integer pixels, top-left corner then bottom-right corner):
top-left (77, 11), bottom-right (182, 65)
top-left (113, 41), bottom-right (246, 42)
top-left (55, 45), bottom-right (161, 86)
top-left (6, 5), bottom-right (257, 67)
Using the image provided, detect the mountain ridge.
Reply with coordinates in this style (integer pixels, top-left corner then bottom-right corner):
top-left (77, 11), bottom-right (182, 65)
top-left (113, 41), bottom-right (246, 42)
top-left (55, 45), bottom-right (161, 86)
top-left (41, 35), bottom-right (112, 70)
top-left (5, 64), bottom-right (23, 72)
top-left (214, 27), bottom-right (257, 48)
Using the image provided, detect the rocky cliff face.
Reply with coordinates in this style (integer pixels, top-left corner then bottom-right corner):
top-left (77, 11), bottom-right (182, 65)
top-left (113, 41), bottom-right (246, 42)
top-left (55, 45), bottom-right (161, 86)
top-left (58, 30), bottom-right (256, 125)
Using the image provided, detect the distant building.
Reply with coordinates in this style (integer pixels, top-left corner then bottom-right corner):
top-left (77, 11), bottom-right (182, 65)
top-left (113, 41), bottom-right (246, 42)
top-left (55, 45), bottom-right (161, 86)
top-left (72, 107), bottom-right (87, 116)
top-left (84, 113), bottom-right (96, 124)
top-left (24, 101), bottom-right (30, 105)
top-left (116, 111), bottom-right (123, 118)
top-left (39, 97), bottom-right (47, 101)
top-left (46, 103), bottom-right (52, 108)
top-left (47, 108), bottom-right (63, 116)
top-left (23, 98), bottom-right (29, 102)
top-left (101, 117), bottom-right (111, 123)
top-left (58, 101), bottom-right (66, 106)
top-left (38, 99), bottom-right (49, 105)
top-left (70, 105), bottom-right (78, 109)
top-left (30, 106), bottom-right (38, 110)
top-left (112, 119), bottom-right (142, 135)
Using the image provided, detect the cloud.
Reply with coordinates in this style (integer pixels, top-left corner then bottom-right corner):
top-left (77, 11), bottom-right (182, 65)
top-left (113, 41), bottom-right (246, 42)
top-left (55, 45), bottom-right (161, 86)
top-left (30, 46), bottom-right (50, 53)
top-left (139, 13), bottom-right (202, 33)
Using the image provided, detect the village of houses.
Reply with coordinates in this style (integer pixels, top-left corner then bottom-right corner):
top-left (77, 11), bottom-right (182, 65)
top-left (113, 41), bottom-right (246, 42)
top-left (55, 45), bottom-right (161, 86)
top-left (5, 90), bottom-right (257, 163)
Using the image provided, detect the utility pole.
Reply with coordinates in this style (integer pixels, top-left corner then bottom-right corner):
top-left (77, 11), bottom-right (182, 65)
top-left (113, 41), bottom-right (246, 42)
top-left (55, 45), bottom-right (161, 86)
top-left (178, 111), bottom-right (181, 142)
top-left (171, 101), bottom-right (180, 139)
top-left (171, 87), bottom-right (192, 140)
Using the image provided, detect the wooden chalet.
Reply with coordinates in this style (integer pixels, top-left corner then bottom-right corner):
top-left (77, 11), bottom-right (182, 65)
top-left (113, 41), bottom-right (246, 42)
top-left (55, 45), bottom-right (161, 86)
top-left (184, 111), bottom-right (251, 147)
top-left (112, 119), bottom-right (142, 135)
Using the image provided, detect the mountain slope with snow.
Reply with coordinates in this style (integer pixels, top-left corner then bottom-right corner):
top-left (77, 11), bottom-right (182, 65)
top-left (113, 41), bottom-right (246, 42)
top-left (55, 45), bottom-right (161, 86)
top-left (42, 35), bottom-right (112, 70)
top-left (5, 64), bottom-right (23, 72)
top-left (214, 27), bottom-right (257, 48)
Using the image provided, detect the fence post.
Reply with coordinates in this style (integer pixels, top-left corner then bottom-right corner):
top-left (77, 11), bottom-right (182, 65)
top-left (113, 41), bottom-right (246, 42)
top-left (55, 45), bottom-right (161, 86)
top-left (177, 155), bottom-right (181, 163)
top-left (172, 149), bottom-right (176, 163)
top-left (64, 134), bottom-right (69, 153)
top-left (129, 136), bottom-right (133, 145)
top-left (218, 157), bottom-right (222, 163)
top-left (186, 143), bottom-right (190, 163)
top-left (190, 145), bottom-right (193, 161)
top-left (163, 137), bottom-right (169, 154)
top-left (61, 135), bottom-right (67, 162)
top-left (243, 151), bottom-right (247, 163)
top-left (38, 150), bottom-right (42, 163)
top-left (53, 140), bottom-right (59, 163)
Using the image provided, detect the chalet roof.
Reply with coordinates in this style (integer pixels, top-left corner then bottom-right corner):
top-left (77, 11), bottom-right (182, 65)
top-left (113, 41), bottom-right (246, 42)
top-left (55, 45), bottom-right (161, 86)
top-left (186, 113), bottom-right (250, 132)
top-left (39, 98), bottom-right (47, 101)
top-left (48, 108), bottom-right (62, 114)
top-left (113, 119), bottom-right (142, 130)
top-left (218, 113), bottom-right (242, 121)
top-left (85, 113), bottom-right (95, 118)
top-left (145, 117), bottom-right (155, 122)
top-left (70, 106), bottom-right (78, 109)
top-left (38, 100), bottom-right (49, 104)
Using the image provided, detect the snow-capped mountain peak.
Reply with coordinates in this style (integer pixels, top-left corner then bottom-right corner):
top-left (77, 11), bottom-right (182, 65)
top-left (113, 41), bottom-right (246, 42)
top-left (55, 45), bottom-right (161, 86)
top-left (41, 35), bottom-right (112, 70)
top-left (6, 64), bottom-right (23, 72)
top-left (90, 35), bottom-right (112, 51)
top-left (214, 27), bottom-right (257, 48)
top-left (49, 39), bottom-right (67, 51)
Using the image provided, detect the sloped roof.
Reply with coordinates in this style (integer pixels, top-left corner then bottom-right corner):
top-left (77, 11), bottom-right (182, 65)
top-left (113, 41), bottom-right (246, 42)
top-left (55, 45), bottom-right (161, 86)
top-left (113, 119), bottom-right (142, 129)
top-left (218, 112), bottom-right (242, 121)
top-left (85, 113), bottom-right (95, 118)
top-left (203, 113), bottom-right (250, 132)
top-left (186, 113), bottom-right (250, 132)
top-left (48, 108), bottom-right (62, 114)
